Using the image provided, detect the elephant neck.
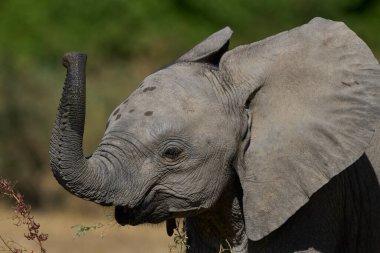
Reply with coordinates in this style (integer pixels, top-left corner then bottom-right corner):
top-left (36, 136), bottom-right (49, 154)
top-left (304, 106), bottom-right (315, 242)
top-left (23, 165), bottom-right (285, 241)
top-left (185, 180), bottom-right (248, 253)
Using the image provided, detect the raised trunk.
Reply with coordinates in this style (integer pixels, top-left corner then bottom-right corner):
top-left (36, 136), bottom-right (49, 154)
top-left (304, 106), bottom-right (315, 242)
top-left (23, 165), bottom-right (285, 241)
top-left (49, 52), bottom-right (115, 205)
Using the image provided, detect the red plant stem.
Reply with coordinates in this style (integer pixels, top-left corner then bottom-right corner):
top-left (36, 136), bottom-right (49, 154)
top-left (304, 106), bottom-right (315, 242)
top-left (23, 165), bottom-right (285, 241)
top-left (0, 176), bottom-right (48, 253)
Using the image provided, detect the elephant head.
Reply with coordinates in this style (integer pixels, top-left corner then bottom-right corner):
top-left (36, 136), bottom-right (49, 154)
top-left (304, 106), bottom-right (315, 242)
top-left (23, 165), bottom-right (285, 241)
top-left (50, 17), bottom-right (380, 241)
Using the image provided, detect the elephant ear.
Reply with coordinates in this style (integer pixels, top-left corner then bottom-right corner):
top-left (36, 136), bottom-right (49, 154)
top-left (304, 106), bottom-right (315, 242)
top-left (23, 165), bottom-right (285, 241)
top-left (176, 27), bottom-right (233, 65)
top-left (220, 17), bottom-right (380, 241)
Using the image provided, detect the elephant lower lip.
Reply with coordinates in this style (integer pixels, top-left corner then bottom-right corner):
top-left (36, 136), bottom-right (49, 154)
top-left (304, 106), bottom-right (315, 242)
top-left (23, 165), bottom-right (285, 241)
top-left (114, 203), bottom-right (163, 226)
top-left (115, 205), bottom-right (134, 226)
top-left (115, 205), bottom-right (150, 226)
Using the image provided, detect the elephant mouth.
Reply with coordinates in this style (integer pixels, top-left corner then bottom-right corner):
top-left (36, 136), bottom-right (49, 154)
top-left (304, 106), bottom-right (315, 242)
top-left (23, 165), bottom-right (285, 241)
top-left (114, 204), bottom-right (164, 226)
top-left (114, 205), bottom-right (152, 226)
top-left (114, 204), bottom-right (204, 225)
top-left (114, 190), bottom-right (205, 228)
top-left (114, 205), bottom-right (178, 237)
top-left (114, 206), bottom-right (134, 226)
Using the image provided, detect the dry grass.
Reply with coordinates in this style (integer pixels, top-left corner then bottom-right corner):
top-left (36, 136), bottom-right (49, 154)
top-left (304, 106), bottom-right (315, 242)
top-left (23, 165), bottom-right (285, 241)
top-left (0, 204), bottom-right (172, 253)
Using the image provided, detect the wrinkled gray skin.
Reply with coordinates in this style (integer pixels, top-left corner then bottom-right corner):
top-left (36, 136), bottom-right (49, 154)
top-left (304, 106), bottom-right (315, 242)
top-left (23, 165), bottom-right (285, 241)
top-left (50, 18), bottom-right (380, 252)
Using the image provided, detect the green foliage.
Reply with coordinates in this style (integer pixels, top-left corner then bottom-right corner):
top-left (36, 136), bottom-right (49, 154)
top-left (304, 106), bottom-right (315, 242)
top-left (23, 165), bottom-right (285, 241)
top-left (1, 0), bottom-right (378, 63)
top-left (71, 223), bottom-right (105, 238)
top-left (0, 0), bottom-right (379, 206)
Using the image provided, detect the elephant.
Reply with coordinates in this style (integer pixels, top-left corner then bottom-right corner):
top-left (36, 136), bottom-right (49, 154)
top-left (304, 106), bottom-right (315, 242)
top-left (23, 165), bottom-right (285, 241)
top-left (49, 17), bottom-right (380, 252)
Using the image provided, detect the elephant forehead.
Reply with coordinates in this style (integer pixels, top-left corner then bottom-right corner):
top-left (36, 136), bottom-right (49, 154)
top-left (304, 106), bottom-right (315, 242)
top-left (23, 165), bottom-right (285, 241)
top-left (105, 91), bottom-right (199, 137)
top-left (126, 85), bottom-right (205, 121)
top-left (140, 63), bottom-right (220, 98)
top-left (104, 64), bottom-right (225, 140)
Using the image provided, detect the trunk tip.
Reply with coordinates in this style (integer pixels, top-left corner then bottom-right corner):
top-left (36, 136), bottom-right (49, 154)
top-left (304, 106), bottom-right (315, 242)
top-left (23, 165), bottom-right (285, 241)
top-left (62, 52), bottom-right (87, 69)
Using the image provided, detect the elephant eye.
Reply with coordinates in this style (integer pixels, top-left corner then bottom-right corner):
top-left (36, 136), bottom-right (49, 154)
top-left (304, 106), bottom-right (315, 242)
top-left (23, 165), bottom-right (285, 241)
top-left (162, 146), bottom-right (183, 160)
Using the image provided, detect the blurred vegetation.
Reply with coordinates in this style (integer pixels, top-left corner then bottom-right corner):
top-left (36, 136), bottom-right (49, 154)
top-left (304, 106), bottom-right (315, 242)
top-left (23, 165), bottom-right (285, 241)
top-left (0, 0), bottom-right (379, 207)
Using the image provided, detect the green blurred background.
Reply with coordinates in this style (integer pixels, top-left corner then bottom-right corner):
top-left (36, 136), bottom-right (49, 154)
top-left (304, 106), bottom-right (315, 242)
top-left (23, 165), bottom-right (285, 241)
top-left (0, 0), bottom-right (379, 207)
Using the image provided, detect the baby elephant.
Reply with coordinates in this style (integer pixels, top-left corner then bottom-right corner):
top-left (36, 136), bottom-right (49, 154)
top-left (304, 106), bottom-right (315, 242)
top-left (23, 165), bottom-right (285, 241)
top-left (50, 17), bottom-right (380, 252)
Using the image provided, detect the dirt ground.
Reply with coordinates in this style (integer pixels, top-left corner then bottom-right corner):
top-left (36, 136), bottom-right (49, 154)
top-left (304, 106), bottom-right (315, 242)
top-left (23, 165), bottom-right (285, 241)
top-left (0, 204), bottom-right (173, 253)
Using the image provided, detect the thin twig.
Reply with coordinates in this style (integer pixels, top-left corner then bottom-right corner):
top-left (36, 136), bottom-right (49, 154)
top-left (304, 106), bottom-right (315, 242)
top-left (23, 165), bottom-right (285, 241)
top-left (0, 235), bottom-right (14, 252)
